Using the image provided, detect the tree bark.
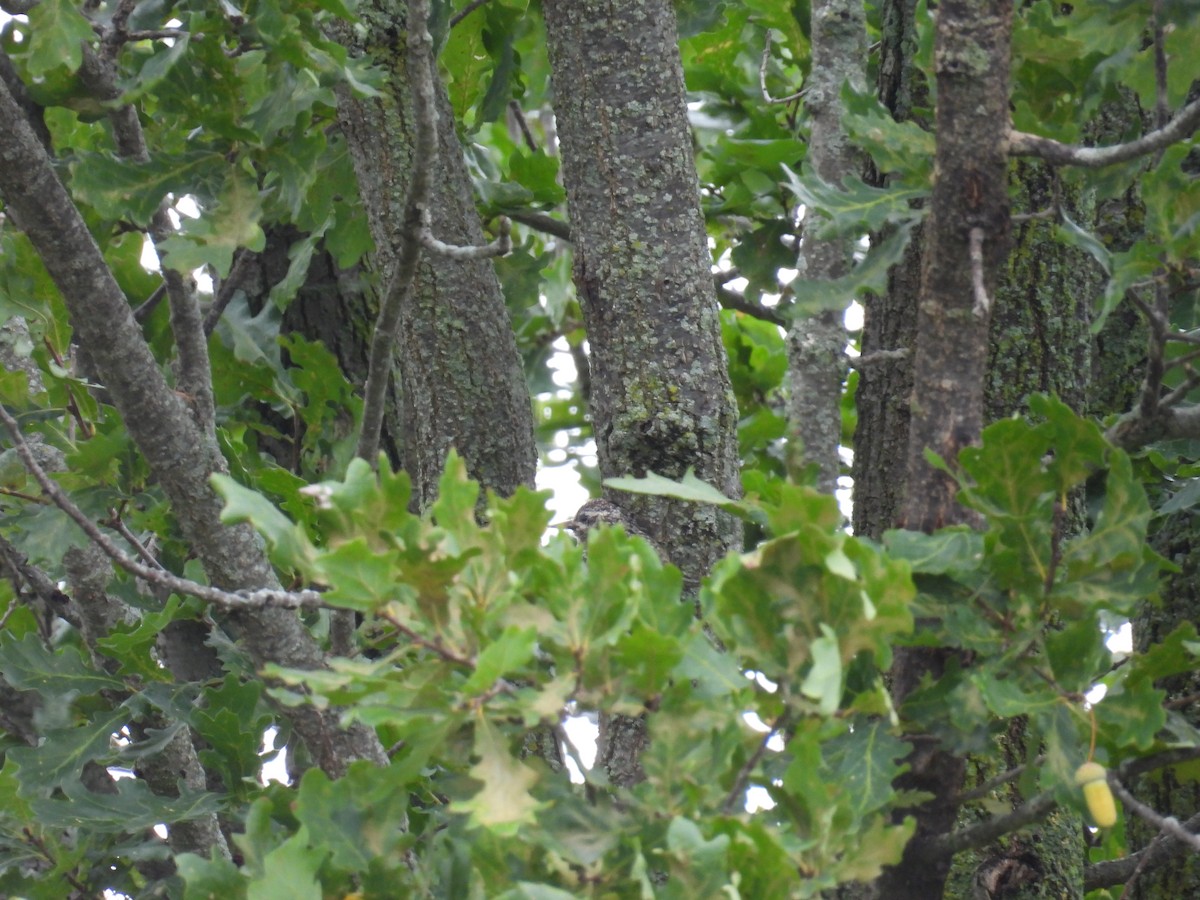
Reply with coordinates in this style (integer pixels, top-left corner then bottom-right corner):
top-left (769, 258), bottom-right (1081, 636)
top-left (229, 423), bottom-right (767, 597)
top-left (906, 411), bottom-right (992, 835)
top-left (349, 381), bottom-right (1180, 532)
top-left (542, 0), bottom-right (742, 590)
top-left (331, 0), bottom-right (537, 511)
top-left (542, 0), bottom-right (742, 789)
top-left (0, 72), bottom-right (386, 779)
top-left (852, 0), bottom-right (923, 540)
top-left (881, 1), bottom-right (1013, 896)
top-left (788, 0), bottom-right (866, 494)
top-left (1128, 514), bottom-right (1200, 898)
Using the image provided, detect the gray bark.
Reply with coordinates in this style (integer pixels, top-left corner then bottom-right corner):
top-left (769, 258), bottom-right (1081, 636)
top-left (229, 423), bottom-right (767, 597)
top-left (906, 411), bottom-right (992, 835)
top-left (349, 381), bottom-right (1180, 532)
top-left (0, 74), bottom-right (386, 778)
top-left (332, 0), bottom-right (537, 511)
top-left (542, 0), bottom-right (743, 790)
top-left (542, 0), bottom-right (742, 593)
top-left (788, 0), bottom-right (866, 494)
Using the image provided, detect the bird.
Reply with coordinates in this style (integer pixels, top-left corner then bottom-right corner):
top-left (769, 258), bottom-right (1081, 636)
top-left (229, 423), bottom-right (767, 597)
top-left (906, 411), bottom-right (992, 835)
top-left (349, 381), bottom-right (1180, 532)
top-left (561, 497), bottom-right (662, 556)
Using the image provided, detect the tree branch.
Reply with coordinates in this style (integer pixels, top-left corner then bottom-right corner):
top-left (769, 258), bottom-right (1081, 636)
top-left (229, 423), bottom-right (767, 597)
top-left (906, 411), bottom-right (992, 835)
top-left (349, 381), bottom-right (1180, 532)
top-left (0, 402), bottom-right (323, 612)
top-left (928, 788), bottom-right (1059, 857)
top-left (1085, 809), bottom-right (1200, 891)
top-left (507, 209), bottom-right (572, 241)
top-left (759, 30), bottom-right (806, 105)
top-left (76, 44), bottom-right (216, 431)
top-left (1009, 96), bottom-right (1200, 168)
top-left (450, 0), bottom-right (491, 28)
top-left (932, 747), bottom-right (1200, 859)
top-left (1109, 775), bottom-right (1200, 851)
top-left (203, 247), bottom-right (255, 336)
top-left (720, 710), bottom-right (790, 814)
top-left (717, 285), bottom-right (787, 327)
top-left (0, 72), bottom-right (388, 772)
top-left (419, 209), bottom-right (512, 259)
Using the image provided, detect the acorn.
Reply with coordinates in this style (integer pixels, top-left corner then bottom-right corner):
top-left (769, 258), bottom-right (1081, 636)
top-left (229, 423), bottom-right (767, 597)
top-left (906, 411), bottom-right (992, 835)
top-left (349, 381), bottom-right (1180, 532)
top-left (1074, 761), bottom-right (1118, 828)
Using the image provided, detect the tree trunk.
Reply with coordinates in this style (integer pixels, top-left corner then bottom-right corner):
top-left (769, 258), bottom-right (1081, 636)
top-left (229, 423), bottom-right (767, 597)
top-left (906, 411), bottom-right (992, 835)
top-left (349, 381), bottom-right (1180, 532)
top-left (855, 3), bottom-right (1154, 896)
top-left (942, 158), bottom-right (1098, 899)
top-left (541, 0), bottom-right (742, 787)
top-left (787, 0), bottom-right (866, 493)
top-left (876, 1), bottom-right (1014, 896)
top-left (1127, 514), bottom-right (1200, 898)
top-left (852, 0), bottom-right (923, 539)
top-left (541, 0), bottom-right (741, 587)
top-left (331, 0), bottom-right (537, 510)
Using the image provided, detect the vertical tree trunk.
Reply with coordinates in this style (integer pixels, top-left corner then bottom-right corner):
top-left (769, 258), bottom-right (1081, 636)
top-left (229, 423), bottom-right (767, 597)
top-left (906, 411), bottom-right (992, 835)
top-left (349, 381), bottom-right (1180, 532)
top-left (541, 0), bottom-right (742, 591)
top-left (1128, 514), bottom-right (1200, 898)
top-left (943, 159), bottom-right (1098, 899)
top-left (879, 1), bottom-right (1013, 897)
top-left (275, 229), bottom-right (405, 468)
top-left (899, 0), bottom-right (1012, 537)
top-left (541, 0), bottom-right (742, 788)
top-left (856, 3), bottom-right (1137, 896)
top-left (788, 0), bottom-right (866, 494)
top-left (332, 0), bottom-right (537, 510)
top-left (852, 0), bottom-right (923, 539)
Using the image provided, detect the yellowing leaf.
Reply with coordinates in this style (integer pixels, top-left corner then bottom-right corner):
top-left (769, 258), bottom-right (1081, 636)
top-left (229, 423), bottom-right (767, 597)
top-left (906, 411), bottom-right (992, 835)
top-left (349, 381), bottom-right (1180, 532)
top-left (453, 718), bottom-right (543, 833)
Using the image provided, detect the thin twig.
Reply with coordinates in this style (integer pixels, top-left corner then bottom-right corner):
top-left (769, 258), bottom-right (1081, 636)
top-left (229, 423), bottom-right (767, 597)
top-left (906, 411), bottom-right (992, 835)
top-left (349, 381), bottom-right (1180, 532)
top-left (418, 210), bottom-right (512, 259)
top-left (1165, 330), bottom-right (1200, 346)
top-left (132, 283), bottom-right (168, 323)
top-left (553, 721), bottom-right (590, 779)
top-left (938, 746), bottom-right (1200, 859)
top-left (720, 710), bottom-right (790, 815)
top-left (1123, 284), bottom-right (1169, 424)
top-left (449, 0), bottom-right (491, 28)
top-left (41, 339), bottom-right (95, 438)
top-left (508, 100), bottom-right (538, 152)
top-left (928, 788), bottom-right (1059, 856)
top-left (1165, 691), bottom-right (1200, 710)
top-left (1109, 776), bottom-right (1200, 851)
top-left (203, 247), bottom-right (253, 336)
top-left (955, 758), bottom-right (1039, 804)
top-left (1086, 810), bottom-right (1200, 891)
top-left (0, 486), bottom-right (50, 504)
top-left (1164, 345), bottom-right (1200, 373)
top-left (1158, 367), bottom-right (1200, 409)
top-left (0, 402), bottom-right (323, 611)
top-left (103, 507), bottom-right (166, 570)
top-left (22, 829), bottom-right (91, 895)
top-left (0, 531), bottom-right (67, 611)
top-left (759, 31), bottom-right (805, 105)
top-left (377, 610), bottom-right (474, 667)
top-left (94, 20), bottom-right (192, 44)
top-left (1118, 840), bottom-right (1157, 900)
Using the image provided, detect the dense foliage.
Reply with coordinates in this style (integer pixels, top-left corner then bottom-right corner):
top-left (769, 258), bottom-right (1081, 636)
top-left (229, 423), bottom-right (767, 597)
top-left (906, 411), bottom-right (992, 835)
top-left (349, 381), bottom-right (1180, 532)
top-left (0, 0), bottom-right (1199, 897)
